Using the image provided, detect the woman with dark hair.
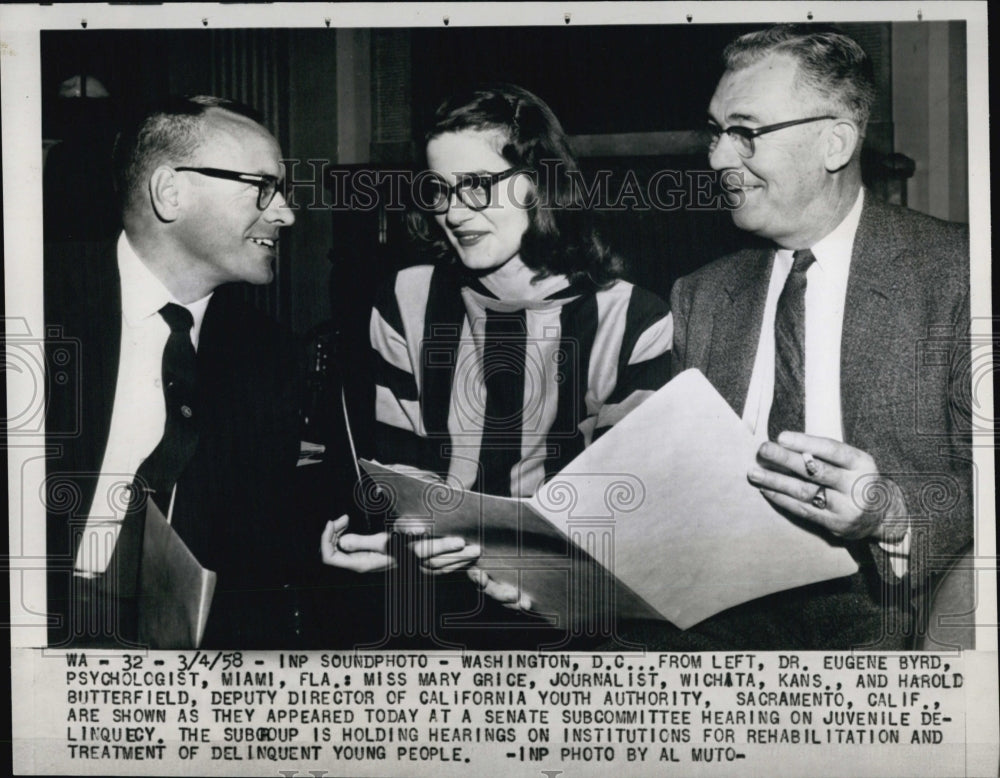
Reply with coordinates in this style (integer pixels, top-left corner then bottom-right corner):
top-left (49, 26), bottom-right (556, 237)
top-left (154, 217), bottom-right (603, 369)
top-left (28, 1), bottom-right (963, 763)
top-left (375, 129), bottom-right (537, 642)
top-left (322, 85), bottom-right (672, 620)
top-left (406, 83), bottom-right (625, 286)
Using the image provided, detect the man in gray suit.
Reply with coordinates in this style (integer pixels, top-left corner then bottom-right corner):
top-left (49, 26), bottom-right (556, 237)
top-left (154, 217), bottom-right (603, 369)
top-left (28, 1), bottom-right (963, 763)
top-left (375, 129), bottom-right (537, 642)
top-left (647, 25), bottom-right (972, 650)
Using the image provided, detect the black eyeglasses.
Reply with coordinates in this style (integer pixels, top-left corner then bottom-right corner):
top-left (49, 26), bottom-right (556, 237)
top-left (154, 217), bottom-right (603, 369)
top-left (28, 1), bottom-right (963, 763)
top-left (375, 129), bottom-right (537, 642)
top-left (707, 115), bottom-right (836, 159)
top-left (415, 168), bottom-right (529, 213)
top-left (174, 167), bottom-right (284, 210)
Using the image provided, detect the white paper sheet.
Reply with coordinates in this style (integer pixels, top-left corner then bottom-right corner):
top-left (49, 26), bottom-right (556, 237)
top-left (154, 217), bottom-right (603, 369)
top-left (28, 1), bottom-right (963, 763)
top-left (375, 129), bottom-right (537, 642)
top-left (363, 369), bottom-right (858, 629)
top-left (530, 369), bottom-right (859, 628)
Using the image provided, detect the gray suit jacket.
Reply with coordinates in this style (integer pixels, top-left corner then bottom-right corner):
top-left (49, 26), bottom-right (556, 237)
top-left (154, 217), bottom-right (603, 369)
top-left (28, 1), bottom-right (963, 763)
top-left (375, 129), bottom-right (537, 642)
top-left (667, 193), bottom-right (972, 649)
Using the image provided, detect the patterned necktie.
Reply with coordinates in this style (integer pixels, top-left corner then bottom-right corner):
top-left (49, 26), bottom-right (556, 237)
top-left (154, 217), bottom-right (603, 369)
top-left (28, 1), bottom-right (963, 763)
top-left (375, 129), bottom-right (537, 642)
top-left (767, 249), bottom-right (816, 442)
top-left (134, 303), bottom-right (200, 516)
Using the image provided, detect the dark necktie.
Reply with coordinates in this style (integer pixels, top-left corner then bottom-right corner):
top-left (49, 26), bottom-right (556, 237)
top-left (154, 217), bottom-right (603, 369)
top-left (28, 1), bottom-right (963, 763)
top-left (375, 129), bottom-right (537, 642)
top-left (134, 303), bottom-right (200, 516)
top-left (767, 249), bottom-right (816, 442)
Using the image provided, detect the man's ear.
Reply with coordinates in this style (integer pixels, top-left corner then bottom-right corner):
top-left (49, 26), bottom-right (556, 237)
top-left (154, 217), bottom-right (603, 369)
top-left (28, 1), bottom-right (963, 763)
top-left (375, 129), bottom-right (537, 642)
top-left (824, 120), bottom-right (861, 172)
top-left (149, 166), bottom-right (182, 222)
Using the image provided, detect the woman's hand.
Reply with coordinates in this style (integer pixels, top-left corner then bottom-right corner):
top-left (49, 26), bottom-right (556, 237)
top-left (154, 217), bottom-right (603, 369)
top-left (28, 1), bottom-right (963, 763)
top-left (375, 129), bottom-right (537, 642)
top-left (468, 568), bottom-right (533, 611)
top-left (320, 515), bottom-right (478, 574)
top-left (320, 515), bottom-right (395, 572)
top-left (321, 517), bottom-right (533, 611)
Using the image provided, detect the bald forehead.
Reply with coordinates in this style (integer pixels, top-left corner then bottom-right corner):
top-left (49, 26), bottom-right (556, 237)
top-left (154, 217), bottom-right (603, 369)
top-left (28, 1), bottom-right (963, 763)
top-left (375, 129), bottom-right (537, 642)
top-left (723, 54), bottom-right (800, 95)
top-left (711, 54), bottom-right (823, 122)
top-left (200, 106), bottom-right (265, 133)
top-left (193, 107), bottom-right (282, 173)
top-left (198, 107), bottom-right (276, 148)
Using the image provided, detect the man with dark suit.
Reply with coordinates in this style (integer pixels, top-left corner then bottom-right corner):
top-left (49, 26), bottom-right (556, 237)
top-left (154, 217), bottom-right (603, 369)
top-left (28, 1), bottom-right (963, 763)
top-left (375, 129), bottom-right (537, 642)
top-left (639, 25), bottom-right (971, 650)
top-left (45, 96), bottom-right (304, 648)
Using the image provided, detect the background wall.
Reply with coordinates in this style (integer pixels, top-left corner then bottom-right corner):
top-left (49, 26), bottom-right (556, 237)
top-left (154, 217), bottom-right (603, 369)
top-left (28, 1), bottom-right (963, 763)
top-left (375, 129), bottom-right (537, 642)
top-left (41, 22), bottom-right (968, 337)
top-left (287, 30), bottom-right (340, 335)
top-left (892, 21), bottom-right (968, 223)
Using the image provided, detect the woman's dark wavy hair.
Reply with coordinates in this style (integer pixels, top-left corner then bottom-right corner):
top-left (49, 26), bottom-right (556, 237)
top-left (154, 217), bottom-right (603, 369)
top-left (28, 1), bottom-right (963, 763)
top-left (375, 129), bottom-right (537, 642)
top-left (407, 84), bottom-right (623, 286)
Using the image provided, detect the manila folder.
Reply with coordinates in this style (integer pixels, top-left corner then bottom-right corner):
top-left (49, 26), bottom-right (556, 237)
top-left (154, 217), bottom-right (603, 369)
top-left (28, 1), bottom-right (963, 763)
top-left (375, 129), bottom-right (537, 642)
top-left (138, 501), bottom-right (216, 649)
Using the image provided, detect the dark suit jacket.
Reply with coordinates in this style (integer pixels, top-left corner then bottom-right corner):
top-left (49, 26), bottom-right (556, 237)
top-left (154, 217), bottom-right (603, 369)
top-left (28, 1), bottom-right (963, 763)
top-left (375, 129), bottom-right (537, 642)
top-left (664, 193), bottom-right (972, 650)
top-left (44, 239), bottom-right (308, 648)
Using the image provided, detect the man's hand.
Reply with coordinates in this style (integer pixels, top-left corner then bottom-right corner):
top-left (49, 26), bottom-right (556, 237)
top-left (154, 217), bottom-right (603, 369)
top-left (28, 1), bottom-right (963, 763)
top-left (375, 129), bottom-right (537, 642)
top-left (747, 432), bottom-right (907, 542)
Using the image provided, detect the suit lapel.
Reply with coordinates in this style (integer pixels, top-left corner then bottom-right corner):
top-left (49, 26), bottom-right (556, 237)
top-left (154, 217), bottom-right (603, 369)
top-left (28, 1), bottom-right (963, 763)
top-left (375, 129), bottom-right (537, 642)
top-left (71, 242), bottom-right (123, 475)
top-left (840, 195), bottom-right (904, 441)
top-left (195, 287), bottom-right (226, 372)
top-left (707, 248), bottom-right (774, 413)
top-left (93, 245), bottom-right (123, 452)
top-left (44, 241), bottom-right (122, 572)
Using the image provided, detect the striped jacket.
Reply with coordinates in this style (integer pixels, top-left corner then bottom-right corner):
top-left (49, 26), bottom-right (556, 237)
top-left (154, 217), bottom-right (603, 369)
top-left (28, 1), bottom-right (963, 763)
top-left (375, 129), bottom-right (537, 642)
top-left (371, 264), bottom-right (672, 498)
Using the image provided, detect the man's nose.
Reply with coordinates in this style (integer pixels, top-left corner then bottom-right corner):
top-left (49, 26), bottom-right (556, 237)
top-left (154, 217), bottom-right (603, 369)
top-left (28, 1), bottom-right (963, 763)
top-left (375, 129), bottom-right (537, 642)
top-left (708, 131), bottom-right (743, 171)
top-left (264, 190), bottom-right (296, 226)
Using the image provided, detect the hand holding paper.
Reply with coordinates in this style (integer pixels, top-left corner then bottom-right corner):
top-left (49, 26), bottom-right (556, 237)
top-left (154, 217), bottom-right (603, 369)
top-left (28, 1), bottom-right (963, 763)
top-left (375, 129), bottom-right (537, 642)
top-left (320, 513), bottom-right (531, 610)
top-left (320, 514), bottom-right (475, 574)
top-left (361, 369), bottom-right (859, 631)
top-left (320, 515), bottom-right (395, 573)
top-left (749, 431), bottom-right (909, 543)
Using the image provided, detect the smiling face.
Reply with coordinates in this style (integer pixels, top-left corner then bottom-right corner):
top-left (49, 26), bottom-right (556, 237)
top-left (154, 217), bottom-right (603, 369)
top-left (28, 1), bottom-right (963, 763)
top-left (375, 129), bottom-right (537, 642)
top-left (173, 109), bottom-right (294, 288)
top-left (708, 54), bottom-right (843, 249)
top-left (425, 129), bottom-right (533, 277)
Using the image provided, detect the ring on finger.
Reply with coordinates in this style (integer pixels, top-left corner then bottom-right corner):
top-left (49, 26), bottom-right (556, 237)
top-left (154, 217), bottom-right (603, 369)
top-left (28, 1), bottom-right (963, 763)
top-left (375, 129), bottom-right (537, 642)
top-left (802, 451), bottom-right (820, 477)
top-left (811, 486), bottom-right (828, 510)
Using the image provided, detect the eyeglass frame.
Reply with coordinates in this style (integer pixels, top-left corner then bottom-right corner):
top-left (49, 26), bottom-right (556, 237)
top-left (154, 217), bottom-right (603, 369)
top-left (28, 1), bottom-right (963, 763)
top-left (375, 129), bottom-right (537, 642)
top-left (707, 115), bottom-right (837, 159)
top-left (417, 167), bottom-right (531, 213)
top-left (173, 166), bottom-right (284, 210)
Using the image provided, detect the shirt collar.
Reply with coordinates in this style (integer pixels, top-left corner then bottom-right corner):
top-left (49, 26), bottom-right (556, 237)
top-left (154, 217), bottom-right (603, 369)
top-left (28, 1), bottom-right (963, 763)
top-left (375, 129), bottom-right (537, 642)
top-left (463, 272), bottom-right (582, 313)
top-left (117, 232), bottom-right (213, 344)
top-left (776, 189), bottom-right (865, 274)
top-left (462, 275), bottom-right (593, 311)
top-left (808, 188), bottom-right (864, 270)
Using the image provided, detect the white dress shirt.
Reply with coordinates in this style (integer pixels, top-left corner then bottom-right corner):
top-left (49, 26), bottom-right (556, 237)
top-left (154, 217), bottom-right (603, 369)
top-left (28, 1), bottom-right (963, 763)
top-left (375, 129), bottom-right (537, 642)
top-left (74, 233), bottom-right (212, 575)
top-left (742, 190), bottom-right (862, 441)
top-left (741, 190), bottom-right (909, 576)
